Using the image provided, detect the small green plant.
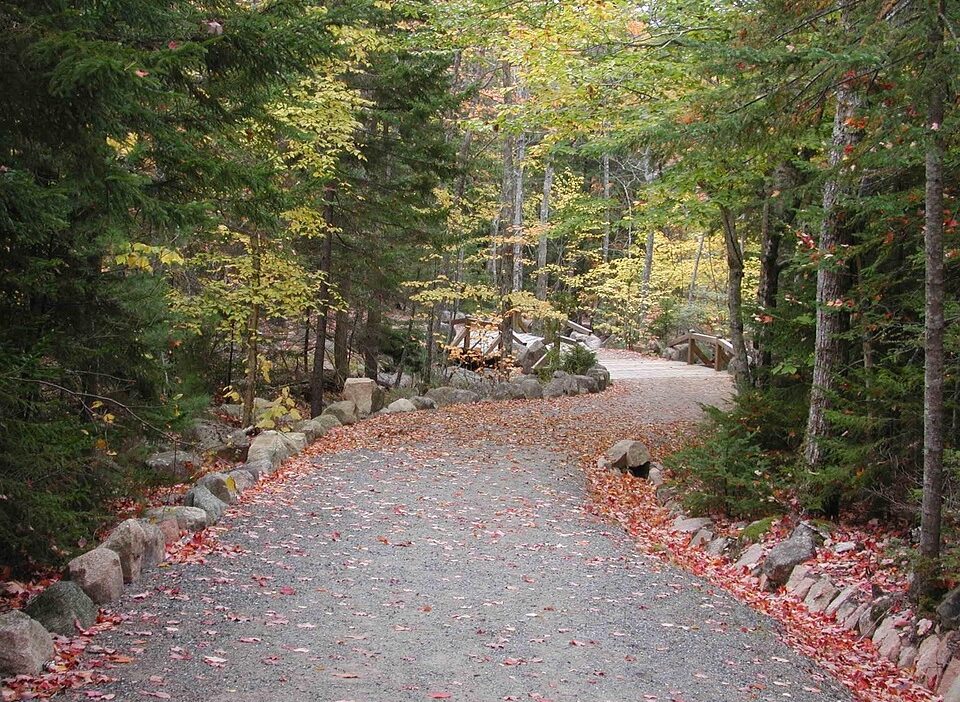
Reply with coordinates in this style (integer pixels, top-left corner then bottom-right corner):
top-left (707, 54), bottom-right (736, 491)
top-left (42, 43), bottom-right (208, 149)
top-left (561, 345), bottom-right (597, 375)
top-left (665, 394), bottom-right (793, 519)
top-left (537, 345), bottom-right (598, 380)
top-left (740, 516), bottom-right (779, 543)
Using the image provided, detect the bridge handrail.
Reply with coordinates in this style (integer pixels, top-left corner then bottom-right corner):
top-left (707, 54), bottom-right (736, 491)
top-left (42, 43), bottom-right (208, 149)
top-left (666, 331), bottom-right (734, 354)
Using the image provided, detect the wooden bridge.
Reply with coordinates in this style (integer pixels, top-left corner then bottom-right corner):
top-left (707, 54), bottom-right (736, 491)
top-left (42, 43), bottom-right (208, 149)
top-left (664, 330), bottom-right (734, 372)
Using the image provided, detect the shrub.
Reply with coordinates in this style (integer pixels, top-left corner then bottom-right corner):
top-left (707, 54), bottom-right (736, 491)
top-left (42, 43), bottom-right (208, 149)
top-left (536, 345), bottom-right (597, 380)
top-left (561, 345), bottom-right (597, 375)
top-left (665, 392), bottom-right (797, 520)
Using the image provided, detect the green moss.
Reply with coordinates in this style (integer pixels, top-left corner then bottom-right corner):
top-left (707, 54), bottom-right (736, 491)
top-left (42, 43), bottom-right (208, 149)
top-left (740, 516), bottom-right (780, 543)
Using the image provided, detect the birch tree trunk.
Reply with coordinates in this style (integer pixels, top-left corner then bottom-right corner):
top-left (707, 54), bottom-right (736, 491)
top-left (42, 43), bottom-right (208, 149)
top-left (803, 38), bottom-right (862, 469)
top-left (242, 229), bottom-right (261, 427)
top-left (536, 162), bottom-right (554, 301)
top-left (602, 153), bottom-right (611, 261)
top-left (309, 192), bottom-right (335, 418)
top-left (512, 133), bottom-right (526, 292)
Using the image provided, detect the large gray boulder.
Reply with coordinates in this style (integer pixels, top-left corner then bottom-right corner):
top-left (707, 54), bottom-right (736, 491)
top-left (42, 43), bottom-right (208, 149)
top-left (516, 340), bottom-right (546, 373)
top-left (383, 398), bottom-right (417, 414)
top-left (445, 367), bottom-right (485, 391)
top-left (938, 586), bottom-right (960, 630)
top-left (184, 485), bottom-right (227, 524)
top-left (491, 382), bottom-right (527, 401)
top-left (323, 400), bottom-right (359, 425)
top-left (246, 430), bottom-right (307, 468)
top-left (68, 548), bottom-right (124, 604)
top-left (313, 413), bottom-right (343, 431)
top-left (513, 378), bottom-right (543, 399)
top-left (101, 518), bottom-right (146, 583)
top-left (144, 505), bottom-right (207, 532)
top-left (342, 378), bottom-right (384, 417)
top-left (410, 396), bottom-right (437, 411)
top-left (197, 472), bottom-right (239, 505)
top-left (238, 459), bottom-right (273, 481)
top-left (0, 611), bottom-right (55, 675)
top-left (761, 523), bottom-right (820, 588)
top-left (587, 365), bottom-right (611, 391)
top-left (378, 371), bottom-right (415, 389)
top-left (145, 449), bottom-right (203, 480)
top-left (228, 469), bottom-right (256, 494)
top-left (294, 418), bottom-right (328, 442)
top-left (138, 521), bottom-right (166, 566)
top-left (425, 386), bottom-right (480, 407)
top-left (605, 439), bottom-right (652, 477)
top-left (24, 581), bottom-right (98, 635)
top-left (184, 419), bottom-right (250, 460)
top-left (572, 375), bottom-right (600, 394)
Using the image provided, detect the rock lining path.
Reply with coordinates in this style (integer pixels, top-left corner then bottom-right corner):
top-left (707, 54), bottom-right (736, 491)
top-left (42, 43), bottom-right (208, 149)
top-left (66, 357), bottom-right (850, 702)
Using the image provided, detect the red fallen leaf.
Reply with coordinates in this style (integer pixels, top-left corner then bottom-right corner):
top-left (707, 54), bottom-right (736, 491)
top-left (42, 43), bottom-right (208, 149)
top-left (202, 655), bottom-right (227, 667)
top-left (238, 637), bottom-right (261, 643)
top-left (332, 672), bottom-right (359, 678)
top-left (429, 694), bottom-right (452, 699)
top-left (279, 585), bottom-right (296, 595)
top-left (140, 692), bottom-right (172, 699)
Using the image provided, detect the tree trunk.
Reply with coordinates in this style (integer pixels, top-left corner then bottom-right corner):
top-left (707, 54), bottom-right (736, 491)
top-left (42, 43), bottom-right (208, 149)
top-left (916, 0), bottom-right (947, 600)
top-left (720, 207), bottom-right (750, 388)
top-left (536, 163), bottom-right (554, 301)
top-left (803, 41), bottom-right (862, 469)
top-left (363, 299), bottom-right (381, 380)
top-left (334, 308), bottom-right (350, 388)
top-left (242, 229), bottom-right (262, 427)
top-left (756, 196), bottom-right (782, 379)
top-left (512, 133), bottom-right (526, 292)
top-left (602, 152), bottom-right (611, 261)
top-left (309, 193), bottom-right (335, 418)
top-left (641, 150), bottom-right (658, 301)
top-left (334, 277), bottom-right (351, 388)
top-left (688, 231), bottom-right (705, 303)
top-left (424, 305), bottom-right (435, 387)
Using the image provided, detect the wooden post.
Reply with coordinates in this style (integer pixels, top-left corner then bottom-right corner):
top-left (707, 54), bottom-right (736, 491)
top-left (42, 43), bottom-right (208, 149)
top-left (714, 339), bottom-right (720, 371)
top-left (687, 332), bottom-right (694, 365)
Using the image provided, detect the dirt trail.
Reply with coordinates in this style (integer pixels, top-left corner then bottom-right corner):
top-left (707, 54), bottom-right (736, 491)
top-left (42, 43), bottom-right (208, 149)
top-left (62, 360), bottom-right (849, 702)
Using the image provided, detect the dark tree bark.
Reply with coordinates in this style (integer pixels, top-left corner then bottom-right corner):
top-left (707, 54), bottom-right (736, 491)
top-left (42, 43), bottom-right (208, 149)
top-left (309, 193), bottom-right (335, 418)
top-left (916, 0), bottom-right (947, 600)
top-left (720, 207), bottom-right (750, 388)
top-left (334, 277), bottom-right (351, 389)
top-left (803, 40), bottom-right (862, 469)
top-left (363, 299), bottom-right (382, 380)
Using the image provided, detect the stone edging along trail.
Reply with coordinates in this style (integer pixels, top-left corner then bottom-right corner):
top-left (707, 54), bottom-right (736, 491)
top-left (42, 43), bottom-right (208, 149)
top-left (0, 366), bottom-right (613, 692)
top-left (0, 362), bottom-right (944, 702)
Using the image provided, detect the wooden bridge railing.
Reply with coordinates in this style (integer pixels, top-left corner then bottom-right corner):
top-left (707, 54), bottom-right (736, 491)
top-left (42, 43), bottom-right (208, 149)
top-left (665, 330), bottom-right (734, 372)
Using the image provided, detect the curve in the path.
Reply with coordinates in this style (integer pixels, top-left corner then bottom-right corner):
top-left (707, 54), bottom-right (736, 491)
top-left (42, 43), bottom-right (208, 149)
top-left (60, 366), bottom-right (848, 702)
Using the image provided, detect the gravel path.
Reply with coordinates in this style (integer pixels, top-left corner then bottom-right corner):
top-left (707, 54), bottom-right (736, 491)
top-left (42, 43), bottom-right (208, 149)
top-left (65, 365), bottom-right (850, 702)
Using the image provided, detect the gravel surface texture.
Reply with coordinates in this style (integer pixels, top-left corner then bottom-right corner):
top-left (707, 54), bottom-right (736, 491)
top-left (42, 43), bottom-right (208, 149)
top-left (63, 429), bottom-right (850, 701)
